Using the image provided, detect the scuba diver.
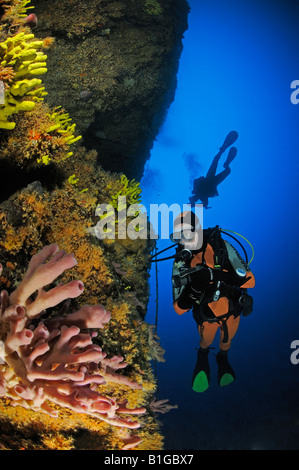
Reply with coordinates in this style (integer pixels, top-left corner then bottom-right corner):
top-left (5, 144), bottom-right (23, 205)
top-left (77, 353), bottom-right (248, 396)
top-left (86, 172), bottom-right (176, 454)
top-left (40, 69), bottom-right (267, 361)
top-left (189, 131), bottom-right (239, 209)
top-left (171, 211), bottom-right (255, 393)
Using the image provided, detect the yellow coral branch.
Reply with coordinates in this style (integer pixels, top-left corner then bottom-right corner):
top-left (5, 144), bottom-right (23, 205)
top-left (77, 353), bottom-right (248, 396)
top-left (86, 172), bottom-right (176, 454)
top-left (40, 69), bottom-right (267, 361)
top-left (46, 106), bottom-right (82, 147)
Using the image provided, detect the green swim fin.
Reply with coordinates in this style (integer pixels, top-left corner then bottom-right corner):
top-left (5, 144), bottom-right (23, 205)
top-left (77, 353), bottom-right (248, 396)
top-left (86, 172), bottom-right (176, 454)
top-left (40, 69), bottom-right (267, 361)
top-left (219, 372), bottom-right (235, 387)
top-left (216, 351), bottom-right (236, 387)
top-left (192, 370), bottom-right (210, 393)
top-left (192, 348), bottom-right (210, 393)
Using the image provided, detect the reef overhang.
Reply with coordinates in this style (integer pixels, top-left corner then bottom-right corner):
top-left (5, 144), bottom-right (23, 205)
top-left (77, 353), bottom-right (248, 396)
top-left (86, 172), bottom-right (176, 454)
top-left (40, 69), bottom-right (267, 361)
top-left (33, 0), bottom-right (190, 179)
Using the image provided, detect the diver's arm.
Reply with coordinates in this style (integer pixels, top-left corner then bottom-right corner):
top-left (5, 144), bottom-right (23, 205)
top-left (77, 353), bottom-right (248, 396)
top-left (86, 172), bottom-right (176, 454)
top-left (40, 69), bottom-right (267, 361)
top-left (212, 269), bottom-right (254, 288)
top-left (172, 259), bottom-right (205, 315)
top-left (184, 250), bottom-right (255, 289)
top-left (172, 259), bottom-right (189, 315)
top-left (173, 265), bottom-right (212, 315)
top-left (173, 286), bottom-right (194, 315)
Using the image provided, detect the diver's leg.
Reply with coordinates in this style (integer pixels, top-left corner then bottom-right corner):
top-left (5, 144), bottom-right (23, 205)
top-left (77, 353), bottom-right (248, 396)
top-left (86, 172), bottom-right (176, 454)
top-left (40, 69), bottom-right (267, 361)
top-left (199, 321), bottom-right (219, 350)
top-left (206, 151), bottom-right (222, 178)
top-left (192, 321), bottom-right (218, 393)
top-left (223, 147), bottom-right (237, 170)
top-left (214, 168), bottom-right (231, 187)
top-left (219, 315), bottom-right (240, 351)
top-left (213, 149), bottom-right (236, 189)
top-left (206, 133), bottom-right (238, 178)
top-left (216, 316), bottom-right (240, 387)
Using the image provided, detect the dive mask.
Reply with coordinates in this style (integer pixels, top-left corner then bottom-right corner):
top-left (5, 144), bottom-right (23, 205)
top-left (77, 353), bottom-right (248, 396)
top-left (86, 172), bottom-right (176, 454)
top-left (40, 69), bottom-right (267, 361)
top-left (170, 229), bottom-right (195, 244)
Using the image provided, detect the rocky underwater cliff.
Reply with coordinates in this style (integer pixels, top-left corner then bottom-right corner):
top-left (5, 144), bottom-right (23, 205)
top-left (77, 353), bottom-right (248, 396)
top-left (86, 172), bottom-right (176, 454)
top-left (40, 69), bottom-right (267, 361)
top-left (34, 0), bottom-right (189, 180)
top-left (0, 0), bottom-right (188, 450)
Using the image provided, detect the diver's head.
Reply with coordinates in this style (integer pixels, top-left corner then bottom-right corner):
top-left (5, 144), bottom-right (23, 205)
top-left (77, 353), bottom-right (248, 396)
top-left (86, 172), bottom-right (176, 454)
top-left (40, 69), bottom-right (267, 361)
top-left (171, 211), bottom-right (203, 252)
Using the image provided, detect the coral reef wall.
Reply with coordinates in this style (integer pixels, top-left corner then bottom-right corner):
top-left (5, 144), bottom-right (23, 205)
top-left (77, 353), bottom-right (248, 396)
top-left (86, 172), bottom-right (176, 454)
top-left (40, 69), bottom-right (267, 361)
top-left (33, 0), bottom-right (189, 179)
top-left (0, 0), bottom-right (187, 450)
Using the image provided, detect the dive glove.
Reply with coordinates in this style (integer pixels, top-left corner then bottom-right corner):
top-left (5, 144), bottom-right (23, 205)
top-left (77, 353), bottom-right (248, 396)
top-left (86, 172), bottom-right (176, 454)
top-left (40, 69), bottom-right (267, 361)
top-left (239, 293), bottom-right (253, 316)
top-left (189, 266), bottom-right (214, 289)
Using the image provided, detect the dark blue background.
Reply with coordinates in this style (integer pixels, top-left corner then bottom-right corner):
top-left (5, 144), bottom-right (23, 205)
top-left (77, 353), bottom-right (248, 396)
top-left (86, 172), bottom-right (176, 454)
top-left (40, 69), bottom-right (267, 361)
top-left (141, 0), bottom-right (299, 449)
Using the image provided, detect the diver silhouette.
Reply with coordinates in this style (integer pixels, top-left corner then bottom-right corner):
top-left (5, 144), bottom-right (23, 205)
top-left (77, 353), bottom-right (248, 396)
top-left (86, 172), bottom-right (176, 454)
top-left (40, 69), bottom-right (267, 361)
top-left (189, 131), bottom-right (239, 209)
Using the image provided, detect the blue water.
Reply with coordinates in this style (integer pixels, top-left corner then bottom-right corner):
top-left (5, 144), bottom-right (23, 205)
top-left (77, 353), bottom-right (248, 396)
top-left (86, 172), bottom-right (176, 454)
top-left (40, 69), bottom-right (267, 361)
top-left (141, 0), bottom-right (299, 450)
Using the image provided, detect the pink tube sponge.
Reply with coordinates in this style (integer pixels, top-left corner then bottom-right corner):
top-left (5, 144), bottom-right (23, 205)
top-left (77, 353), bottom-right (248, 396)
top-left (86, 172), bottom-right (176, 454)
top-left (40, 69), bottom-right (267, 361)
top-left (0, 245), bottom-right (145, 428)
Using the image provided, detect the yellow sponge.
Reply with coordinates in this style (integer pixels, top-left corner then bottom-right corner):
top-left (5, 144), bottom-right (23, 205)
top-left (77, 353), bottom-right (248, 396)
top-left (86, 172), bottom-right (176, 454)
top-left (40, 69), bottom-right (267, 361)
top-left (0, 32), bottom-right (47, 130)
